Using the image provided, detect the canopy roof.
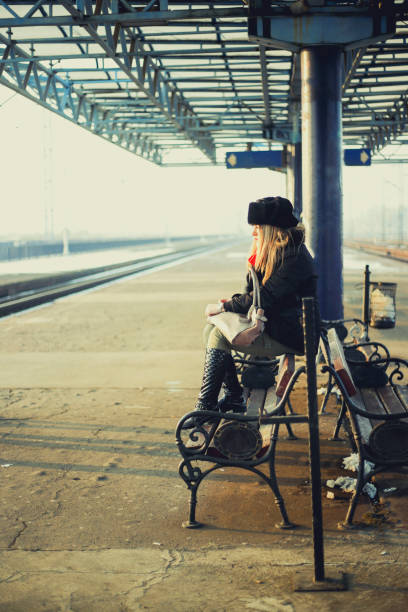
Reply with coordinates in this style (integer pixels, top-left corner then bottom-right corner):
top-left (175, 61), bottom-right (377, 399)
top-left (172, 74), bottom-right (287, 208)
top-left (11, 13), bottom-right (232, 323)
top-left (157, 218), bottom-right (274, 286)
top-left (0, 1), bottom-right (407, 165)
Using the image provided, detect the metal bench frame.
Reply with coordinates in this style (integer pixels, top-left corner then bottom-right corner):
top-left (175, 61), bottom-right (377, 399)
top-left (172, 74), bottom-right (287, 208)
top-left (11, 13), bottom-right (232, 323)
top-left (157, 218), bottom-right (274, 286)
top-left (321, 327), bottom-right (408, 527)
top-left (175, 353), bottom-right (304, 530)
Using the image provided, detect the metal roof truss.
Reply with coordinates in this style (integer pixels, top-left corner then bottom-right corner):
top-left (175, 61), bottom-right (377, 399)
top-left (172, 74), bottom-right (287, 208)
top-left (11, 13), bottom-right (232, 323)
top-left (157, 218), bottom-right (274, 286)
top-left (0, 1), bottom-right (407, 166)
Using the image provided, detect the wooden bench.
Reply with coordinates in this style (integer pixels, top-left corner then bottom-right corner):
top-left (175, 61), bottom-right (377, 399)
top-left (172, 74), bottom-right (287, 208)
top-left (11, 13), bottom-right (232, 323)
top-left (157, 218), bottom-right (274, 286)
top-left (322, 327), bottom-right (408, 527)
top-left (175, 353), bottom-right (303, 530)
top-left (319, 321), bottom-right (390, 415)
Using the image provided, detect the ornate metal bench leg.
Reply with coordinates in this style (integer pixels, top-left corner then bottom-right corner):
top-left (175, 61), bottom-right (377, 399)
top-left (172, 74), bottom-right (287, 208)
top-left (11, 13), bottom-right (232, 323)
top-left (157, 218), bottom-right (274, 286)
top-left (287, 396), bottom-right (295, 414)
top-left (285, 420), bottom-right (298, 440)
top-left (339, 458), bottom-right (366, 529)
top-left (182, 485), bottom-right (204, 529)
top-left (339, 483), bottom-right (365, 530)
top-left (268, 424), bottom-right (295, 529)
top-left (331, 399), bottom-right (346, 440)
top-left (320, 373), bottom-right (334, 415)
top-left (338, 491), bottom-right (360, 529)
top-left (179, 459), bottom-right (206, 528)
top-left (273, 492), bottom-right (294, 529)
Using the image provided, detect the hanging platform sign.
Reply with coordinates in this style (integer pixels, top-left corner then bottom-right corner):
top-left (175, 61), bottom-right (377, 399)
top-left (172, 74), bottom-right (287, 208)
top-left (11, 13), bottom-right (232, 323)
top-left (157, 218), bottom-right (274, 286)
top-left (226, 150), bottom-right (283, 169)
top-left (344, 149), bottom-right (371, 166)
top-left (262, 125), bottom-right (295, 144)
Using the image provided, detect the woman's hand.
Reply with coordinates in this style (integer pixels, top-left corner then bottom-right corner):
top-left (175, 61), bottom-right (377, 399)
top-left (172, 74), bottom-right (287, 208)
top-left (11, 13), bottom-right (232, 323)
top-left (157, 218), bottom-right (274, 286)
top-left (205, 302), bottom-right (224, 317)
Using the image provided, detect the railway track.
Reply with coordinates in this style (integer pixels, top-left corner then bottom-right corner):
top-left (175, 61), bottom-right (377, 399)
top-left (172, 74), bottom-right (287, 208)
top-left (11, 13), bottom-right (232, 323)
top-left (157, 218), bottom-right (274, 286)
top-left (0, 240), bottom-right (230, 317)
top-left (345, 241), bottom-right (408, 263)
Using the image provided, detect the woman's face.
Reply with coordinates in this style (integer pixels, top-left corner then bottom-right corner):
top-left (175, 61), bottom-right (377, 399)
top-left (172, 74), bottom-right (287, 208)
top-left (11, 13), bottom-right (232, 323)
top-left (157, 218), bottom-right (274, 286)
top-left (252, 225), bottom-right (261, 241)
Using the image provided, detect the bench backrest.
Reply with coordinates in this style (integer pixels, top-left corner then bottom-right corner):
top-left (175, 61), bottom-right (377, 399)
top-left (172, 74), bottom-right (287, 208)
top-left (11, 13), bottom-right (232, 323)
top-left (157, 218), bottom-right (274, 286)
top-left (246, 353), bottom-right (296, 416)
top-left (319, 332), bottom-right (330, 367)
top-left (327, 328), bottom-right (357, 397)
top-left (276, 353), bottom-right (295, 399)
top-left (327, 328), bottom-right (377, 443)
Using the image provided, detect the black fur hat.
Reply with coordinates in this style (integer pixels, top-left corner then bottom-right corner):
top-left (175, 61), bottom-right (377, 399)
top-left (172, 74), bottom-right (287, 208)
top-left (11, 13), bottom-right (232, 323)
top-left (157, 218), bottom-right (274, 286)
top-left (248, 196), bottom-right (299, 229)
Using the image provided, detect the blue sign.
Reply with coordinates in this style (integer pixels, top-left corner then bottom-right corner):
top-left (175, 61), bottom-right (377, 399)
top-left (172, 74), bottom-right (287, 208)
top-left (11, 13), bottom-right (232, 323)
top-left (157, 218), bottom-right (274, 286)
top-left (226, 150), bottom-right (283, 169)
top-left (344, 149), bottom-right (371, 166)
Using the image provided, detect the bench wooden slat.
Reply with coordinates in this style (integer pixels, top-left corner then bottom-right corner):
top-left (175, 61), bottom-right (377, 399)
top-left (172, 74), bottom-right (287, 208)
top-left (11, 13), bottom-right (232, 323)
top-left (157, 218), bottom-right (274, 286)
top-left (242, 355), bottom-right (296, 450)
top-left (360, 387), bottom-right (388, 416)
top-left (327, 328), bottom-right (357, 396)
top-left (319, 335), bottom-right (330, 366)
top-left (395, 385), bottom-right (408, 412)
top-left (359, 387), bottom-right (390, 439)
top-left (353, 390), bottom-right (374, 444)
top-left (246, 388), bottom-right (266, 417)
top-left (259, 388), bottom-right (276, 447)
top-left (264, 387), bottom-right (278, 412)
top-left (377, 386), bottom-right (408, 419)
top-left (276, 354), bottom-right (295, 398)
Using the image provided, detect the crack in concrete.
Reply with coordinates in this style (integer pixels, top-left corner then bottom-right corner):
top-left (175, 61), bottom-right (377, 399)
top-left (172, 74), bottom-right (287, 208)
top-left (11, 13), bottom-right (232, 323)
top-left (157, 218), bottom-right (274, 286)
top-left (162, 548), bottom-right (184, 574)
top-left (0, 557), bottom-right (406, 574)
top-left (42, 407), bottom-right (71, 420)
top-left (68, 590), bottom-right (74, 612)
top-left (242, 595), bottom-right (295, 611)
top-left (7, 521), bottom-right (28, 549)
top-left (0, 572), bottom-right (24, 584)
top-left (120, 548), bottom-right (183, 605)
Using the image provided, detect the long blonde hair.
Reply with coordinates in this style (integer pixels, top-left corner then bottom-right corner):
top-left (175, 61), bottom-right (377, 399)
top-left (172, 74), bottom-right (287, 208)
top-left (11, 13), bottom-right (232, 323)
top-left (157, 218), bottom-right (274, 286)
top-left (250, 224), bottom-right (305, 285)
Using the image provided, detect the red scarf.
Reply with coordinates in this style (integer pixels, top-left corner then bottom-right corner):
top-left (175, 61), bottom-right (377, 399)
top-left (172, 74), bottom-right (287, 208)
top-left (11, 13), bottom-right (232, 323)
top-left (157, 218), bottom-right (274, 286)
top-left (248, 253), bottom-right (256, 266)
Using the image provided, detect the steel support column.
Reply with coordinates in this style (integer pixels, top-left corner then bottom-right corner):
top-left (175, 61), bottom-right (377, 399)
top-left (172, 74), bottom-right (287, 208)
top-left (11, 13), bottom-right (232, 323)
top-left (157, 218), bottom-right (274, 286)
top-left (285, 142), bottom-right (302, 218)
top-left (301, 47), bottom-right (343, 320)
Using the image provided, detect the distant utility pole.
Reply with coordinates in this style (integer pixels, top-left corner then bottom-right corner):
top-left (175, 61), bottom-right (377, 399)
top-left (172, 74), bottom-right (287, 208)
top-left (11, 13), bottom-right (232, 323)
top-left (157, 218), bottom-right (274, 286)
top-left (398, 164), bottom-right (405, 246)
top-left (380, 181), bottom-right (386, 243)
top-left (62, 228), bottom-right (70, 255)
top-left (42, 111), bottom-right (54, 239)
top-left (383, 174), bottom-right (406, 245)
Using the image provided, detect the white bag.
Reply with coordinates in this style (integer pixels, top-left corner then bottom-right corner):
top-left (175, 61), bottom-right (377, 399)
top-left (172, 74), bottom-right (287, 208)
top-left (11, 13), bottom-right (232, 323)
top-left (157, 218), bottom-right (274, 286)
top-left (208, 265), bottom-right (267, 347)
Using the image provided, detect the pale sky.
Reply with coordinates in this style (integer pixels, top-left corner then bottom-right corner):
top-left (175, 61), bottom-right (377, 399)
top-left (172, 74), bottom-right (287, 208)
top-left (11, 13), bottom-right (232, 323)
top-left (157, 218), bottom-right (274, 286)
top-left (1, 85), bottom-right (407, 243)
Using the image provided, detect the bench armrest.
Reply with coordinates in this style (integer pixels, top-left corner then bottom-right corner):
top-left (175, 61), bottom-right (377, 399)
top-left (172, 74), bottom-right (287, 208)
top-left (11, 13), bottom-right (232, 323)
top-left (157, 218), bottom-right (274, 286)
top-left (345, 341), bottom-right (390, 365)
top-left (368, 356), bottom-right (408, 384)
top-left (348, 355), bottom-right (408, 379)
top-left (321, 317), bottom-right (369, 343)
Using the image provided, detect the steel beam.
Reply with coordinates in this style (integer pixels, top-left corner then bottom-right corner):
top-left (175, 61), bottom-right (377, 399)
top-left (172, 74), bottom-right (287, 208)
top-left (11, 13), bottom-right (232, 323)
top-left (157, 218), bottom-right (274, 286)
top-left (286, 52), bottom-right (301, 212)
top-left (0, 6), bottom-right (248, 27)
top-left (259, 43), bottom-right (276, 140)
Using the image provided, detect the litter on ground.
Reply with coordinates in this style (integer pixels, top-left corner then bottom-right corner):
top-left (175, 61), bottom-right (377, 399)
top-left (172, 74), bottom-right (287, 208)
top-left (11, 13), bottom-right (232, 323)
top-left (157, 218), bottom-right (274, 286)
top-left (326, 476), bottom-right (377, 499)
top-left (383, 487), bottom-right (397, 494)
top-left (342, 452), bottom-right (375, 476)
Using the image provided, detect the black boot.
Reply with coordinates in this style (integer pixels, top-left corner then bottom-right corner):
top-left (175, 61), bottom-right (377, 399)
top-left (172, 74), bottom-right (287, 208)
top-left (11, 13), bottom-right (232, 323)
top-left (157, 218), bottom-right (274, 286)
top-left (182, 348), bottom-right (228, 429)
top-left (217, 353), bottom-right (246, 413)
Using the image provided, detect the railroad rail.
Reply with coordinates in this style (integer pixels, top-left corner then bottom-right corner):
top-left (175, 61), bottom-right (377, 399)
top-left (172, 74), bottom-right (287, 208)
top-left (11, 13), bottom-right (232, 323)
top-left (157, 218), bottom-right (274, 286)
top-left (345, 241), bottom-right (408, 263)
top-left (0, 239), bottom-right (231, 317)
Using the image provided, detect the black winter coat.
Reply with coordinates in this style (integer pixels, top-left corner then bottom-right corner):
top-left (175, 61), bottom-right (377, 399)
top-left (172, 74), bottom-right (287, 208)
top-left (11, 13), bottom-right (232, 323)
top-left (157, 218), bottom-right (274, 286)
top-left (223, 241), bottom-right (319, 354)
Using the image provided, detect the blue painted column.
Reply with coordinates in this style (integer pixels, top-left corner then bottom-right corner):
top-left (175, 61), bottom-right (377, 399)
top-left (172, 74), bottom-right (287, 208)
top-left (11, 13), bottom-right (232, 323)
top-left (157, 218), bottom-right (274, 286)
top-left (301, 47), bottom-right (343, 321)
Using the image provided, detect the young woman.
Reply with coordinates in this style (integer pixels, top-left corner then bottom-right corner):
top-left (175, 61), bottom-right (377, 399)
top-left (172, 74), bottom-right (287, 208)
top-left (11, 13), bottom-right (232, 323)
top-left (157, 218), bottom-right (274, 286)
top-left (183, 196), bottom-right (319, 428)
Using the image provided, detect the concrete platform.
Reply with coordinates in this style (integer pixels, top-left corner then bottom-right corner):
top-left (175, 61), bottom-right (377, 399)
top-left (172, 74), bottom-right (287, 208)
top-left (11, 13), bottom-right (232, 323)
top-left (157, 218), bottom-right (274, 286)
top-left (0, 242), bottom-right (407, 611)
